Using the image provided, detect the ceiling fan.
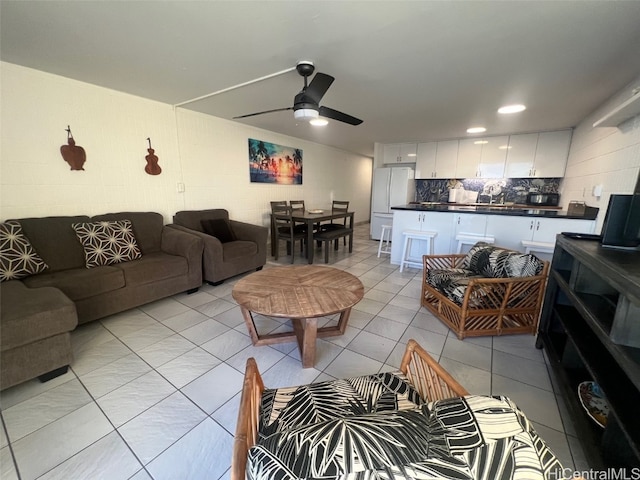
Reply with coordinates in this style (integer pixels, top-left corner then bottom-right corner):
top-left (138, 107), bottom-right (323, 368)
top-left (234, 61), bottom-right (363, 126)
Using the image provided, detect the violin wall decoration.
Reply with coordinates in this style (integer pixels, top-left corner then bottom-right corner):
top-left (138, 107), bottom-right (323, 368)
top-left (60, 126), bottom-right (86, 171)
top-left (144, 138), bottom-right (162, 175)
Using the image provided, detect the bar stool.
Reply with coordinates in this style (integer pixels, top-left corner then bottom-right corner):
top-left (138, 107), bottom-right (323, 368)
top-left (399, 230), bottom-right (437, 272)
top-left (455, 234), bottom-right (495, 254)
top-left (377, 224), bottom-right (392, 258)
top-left (521, 240), bottom-right (554, 256)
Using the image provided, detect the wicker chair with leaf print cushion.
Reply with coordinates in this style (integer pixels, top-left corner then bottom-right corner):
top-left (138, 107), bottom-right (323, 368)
top-left (421, 242), bottom-right (549, 340)
top-left (231, 339), bottom-right (564, 480)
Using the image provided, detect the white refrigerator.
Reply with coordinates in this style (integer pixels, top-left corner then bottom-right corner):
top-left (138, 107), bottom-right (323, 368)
top-left (370, 167), bottom-right (416, 240)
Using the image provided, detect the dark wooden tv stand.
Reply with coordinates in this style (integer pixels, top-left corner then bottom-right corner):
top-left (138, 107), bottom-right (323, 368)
top-left (536, 235), bottom-right (640, 467)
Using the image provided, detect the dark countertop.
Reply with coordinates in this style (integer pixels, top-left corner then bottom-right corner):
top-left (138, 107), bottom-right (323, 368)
top-left (391, 203), bottom-right (598, 220)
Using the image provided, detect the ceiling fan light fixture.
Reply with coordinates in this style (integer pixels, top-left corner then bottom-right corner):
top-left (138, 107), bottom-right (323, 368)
top-left (310, 118), bottom-right (329, 126)
top-left (498, 104), bottom-right (526, 114)
top-left (294, 108), bottom-right (319, 121)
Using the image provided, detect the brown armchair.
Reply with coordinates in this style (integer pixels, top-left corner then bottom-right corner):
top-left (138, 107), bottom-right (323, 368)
top-left (170, 209), bottom-right (268, 285)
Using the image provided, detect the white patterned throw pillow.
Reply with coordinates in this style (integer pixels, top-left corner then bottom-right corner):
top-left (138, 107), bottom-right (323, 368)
top-left (0, 220), bottom-right (48, 281)
top-left (72, 220), bottom-right (141, 268)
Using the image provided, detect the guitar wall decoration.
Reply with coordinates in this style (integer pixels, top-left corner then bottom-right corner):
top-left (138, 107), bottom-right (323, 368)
top-left (60, 126), bottom-right (86, 171)
top-left (144, 138), bottom-right (161, 175)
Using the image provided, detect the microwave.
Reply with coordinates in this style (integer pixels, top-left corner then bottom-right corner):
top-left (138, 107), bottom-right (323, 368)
top-left (526, 193), bottom-right (560, 206)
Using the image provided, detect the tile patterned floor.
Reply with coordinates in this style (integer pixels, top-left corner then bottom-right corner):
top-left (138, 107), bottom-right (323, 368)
top-left (0, 224), bottom-right (590, 479)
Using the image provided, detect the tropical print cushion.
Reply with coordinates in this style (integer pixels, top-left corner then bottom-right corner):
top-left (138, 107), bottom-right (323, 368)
top-left (426, 268), bottom-right (484, 306)
top-left (259, 371), bottom-right (423, 439)
top-left (247, 395), bottom-right (563, 480)
top-left (0, 220), bottom-right (48, 281)
top-left (464, 243), bottom-right (544, 278)
top-left (72, 220), bottom-right (142, 268)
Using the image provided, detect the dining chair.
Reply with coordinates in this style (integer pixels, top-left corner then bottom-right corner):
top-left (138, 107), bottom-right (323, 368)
top-left (288, 200), bottom-right (309, 235)
top-left (272, 207), bottom-right (307, 263)
top-left (270, 201), bottom-right (288, 211)
top-left (289, 200), bottom-right (305, 212)
top-left (321, 200), bottom-right (350, 246)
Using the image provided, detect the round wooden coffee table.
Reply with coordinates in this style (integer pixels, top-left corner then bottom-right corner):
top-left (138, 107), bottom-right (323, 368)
top-left (232, 265), bottom-right (364, 368)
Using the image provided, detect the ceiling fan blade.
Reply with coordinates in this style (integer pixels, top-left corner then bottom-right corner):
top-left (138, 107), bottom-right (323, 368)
top-left (305, 73), bottom-right (334, 104)
top-left (233, 107), bottom-right (292, 119)
top-left (319, 106), bottom-right (363, 125)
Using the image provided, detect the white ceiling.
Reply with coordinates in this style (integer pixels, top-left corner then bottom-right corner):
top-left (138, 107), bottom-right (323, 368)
top-left (2, 1), bottom-right (640, 157)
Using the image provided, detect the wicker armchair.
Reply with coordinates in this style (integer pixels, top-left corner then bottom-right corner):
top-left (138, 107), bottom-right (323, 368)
top-left (420, 244), bottom-right (549, 340)
top-left (231, 339), bottom-right (467, 480)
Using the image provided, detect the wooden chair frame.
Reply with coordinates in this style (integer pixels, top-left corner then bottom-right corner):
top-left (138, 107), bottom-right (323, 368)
top-left (421, 253), bottom-right (549, 340)
top-left (231, 339), bottom-right (468, 480)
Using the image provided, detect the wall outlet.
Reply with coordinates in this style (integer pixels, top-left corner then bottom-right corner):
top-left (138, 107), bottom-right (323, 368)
top-left (177, 182), bottom-right (185, 193)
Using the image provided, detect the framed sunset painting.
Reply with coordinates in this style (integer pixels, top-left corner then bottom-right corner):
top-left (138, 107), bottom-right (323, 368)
top-left (248, 138), bottom-right (302, 184)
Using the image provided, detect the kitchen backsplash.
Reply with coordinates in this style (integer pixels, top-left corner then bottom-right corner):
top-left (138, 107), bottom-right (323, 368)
top-left (415, 178), bottom-right (561, 204)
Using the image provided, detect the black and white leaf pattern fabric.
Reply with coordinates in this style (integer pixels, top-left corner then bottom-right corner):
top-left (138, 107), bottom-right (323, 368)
top-left (426, 269), bottom-right (484, 306)
top-left (463, 243), bottom-right (543, 278)
top-left (259, 372), bottom-right (424, 439)
top-left (248, 380), bottom-right (564, 480)
top-left (72, 220), bottom-right (141, 268)
top-left (0, 220), bottom-right (48, 281)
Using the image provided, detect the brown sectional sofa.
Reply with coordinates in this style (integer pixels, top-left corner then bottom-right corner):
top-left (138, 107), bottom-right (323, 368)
top-left (0, 212), bottom-right (204, 390)
top-left (171, 209), bottom-right (268, 285)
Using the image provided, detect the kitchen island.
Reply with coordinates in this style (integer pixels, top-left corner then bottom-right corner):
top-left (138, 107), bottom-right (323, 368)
top-left (388, 203), bottom-right (598, 266)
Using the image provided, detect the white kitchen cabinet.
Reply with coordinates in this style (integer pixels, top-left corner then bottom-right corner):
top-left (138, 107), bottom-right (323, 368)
top-left (434, 140), bottom-right (458, 178)
top-left (530, 217), bottom-right (594, 243)
top-left (390, 210), bottom-right (455, 265)
top-left (416, 141), bottom-right (458, 178)
top-left (424, 212), bottom-right (456, 254)
top-left (504, 133), bottom-right (538, 178)
top-left (504, 130), bottom-right (571, 178)
top-left (456, 137), bottom-right (507, 178)
top-left (478, 136), bottom-right (508, 178)
top-left (450, 213), bottom-right (488, 252)
top-left (532, 130), bottom-right (571, 177)
top-left (456, 139), bottom-right (483, 178)
top-left (485, 215), bottom-right (595, 252)
top-left (383, 143), bottom-right (417, 164)
top-left (415, 142), bottom-right (437, 179)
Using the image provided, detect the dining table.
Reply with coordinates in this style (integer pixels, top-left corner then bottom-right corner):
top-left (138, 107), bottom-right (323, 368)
top-left (270, 209), bottom-right (355, 264)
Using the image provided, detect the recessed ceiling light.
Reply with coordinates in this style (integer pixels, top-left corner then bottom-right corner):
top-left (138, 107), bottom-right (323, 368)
top-left (498, 145), bottom-right (512, 150)
top-left (467, 127), bottom-right (486, 134)
top-left (309, 118), bottom-right (328, 126)
top-left (474, 140), bottom-right (489, 145)
top-left (498, 104), bottom-right (526, 114)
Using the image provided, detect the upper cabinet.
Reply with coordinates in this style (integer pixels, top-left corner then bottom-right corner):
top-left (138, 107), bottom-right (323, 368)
top-left (456, 136), bottom-right (508, 178)
top-left (503, 133), bottom-right (538, 177)
top-left (382, 129), bottom-right (571, 178)
top-left (532, 131), bottom-right (571, 177)
top-left (383, 143), bottom-right (417, 164)
top-left (456, 139), bottom-right (483, 178)
top-left (415, 140), bottom-right (458, 179)
top-left (505, 130), bottom-right (571, 178)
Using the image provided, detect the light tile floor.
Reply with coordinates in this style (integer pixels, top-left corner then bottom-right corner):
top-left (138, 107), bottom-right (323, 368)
top-left (0, 223), bottom-right (590, 479)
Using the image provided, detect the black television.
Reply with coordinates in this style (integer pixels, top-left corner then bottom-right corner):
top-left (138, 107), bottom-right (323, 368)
top-left (601, 176), bottom-right (640, 250)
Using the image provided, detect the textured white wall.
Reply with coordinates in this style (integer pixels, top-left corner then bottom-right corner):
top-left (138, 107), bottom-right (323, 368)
top-left (562, 74), bottom-right (640, 232)
top-left (0, 62), bottom-right (373, 225)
